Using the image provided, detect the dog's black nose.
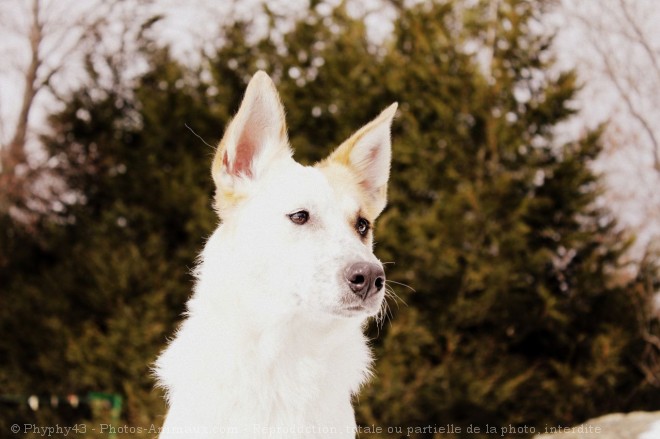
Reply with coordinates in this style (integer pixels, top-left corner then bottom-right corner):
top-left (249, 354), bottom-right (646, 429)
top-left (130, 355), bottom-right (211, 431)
top-left (344, 262), bottom-right (385, 300)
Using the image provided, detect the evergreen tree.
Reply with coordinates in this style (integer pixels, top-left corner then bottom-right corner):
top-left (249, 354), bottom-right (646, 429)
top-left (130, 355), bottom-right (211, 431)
top-left (1, 44), bottom-right (222, 433)
top-left (353, 1), bottom-right (660, 436)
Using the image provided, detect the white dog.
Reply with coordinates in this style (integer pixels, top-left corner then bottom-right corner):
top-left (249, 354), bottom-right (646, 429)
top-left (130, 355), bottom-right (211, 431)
top-left (155, 71), bottom-right (397, 438)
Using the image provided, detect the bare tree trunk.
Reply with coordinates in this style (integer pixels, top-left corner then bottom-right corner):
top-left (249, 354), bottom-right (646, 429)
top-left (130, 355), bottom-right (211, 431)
top-left (7, 0), bottom-right (41, 163)
top-left (0, 0), bottom-right (107, 218)
top-left (0, 0), bottom-right (43, 214)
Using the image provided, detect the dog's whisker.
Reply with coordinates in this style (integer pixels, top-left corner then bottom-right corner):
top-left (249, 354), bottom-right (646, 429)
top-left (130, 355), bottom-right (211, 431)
top-left (384, 285), bottom-right (408, 308)
top-left (375, 291), bottom-right (397, 329)
top-left (384, 302), bottom-right (394, 326)
top-left (384, 289), bottom-right (401, 309)
top-left (376, 299), bottom-right (392, 329)
top-left (386, 279), bottom-right (416, 293)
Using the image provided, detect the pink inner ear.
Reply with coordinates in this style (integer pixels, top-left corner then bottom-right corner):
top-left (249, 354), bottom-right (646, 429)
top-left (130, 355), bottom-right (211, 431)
top-left (233, 139), bottom-right (256, 177)
top-left (360, 177), bottom-right (375, 192)
top-left (225, 132), bottom-right (257, 178)
top-left (368, 145), bottom-right (379, 161)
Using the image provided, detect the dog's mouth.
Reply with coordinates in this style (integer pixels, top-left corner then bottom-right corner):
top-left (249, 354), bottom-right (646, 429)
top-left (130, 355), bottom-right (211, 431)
top-left (340, 305), bottom-right (368, 316)
top-left (333, 306), bottom-right (369, 318)
top-left (334, 293), bottom-right (384, 318)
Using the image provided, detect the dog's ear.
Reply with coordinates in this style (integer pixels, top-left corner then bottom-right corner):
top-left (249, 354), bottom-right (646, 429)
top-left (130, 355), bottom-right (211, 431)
top-left (322, 103), bottom-right (397, 218)
top-left (212, 71), bottom-right (291, 210)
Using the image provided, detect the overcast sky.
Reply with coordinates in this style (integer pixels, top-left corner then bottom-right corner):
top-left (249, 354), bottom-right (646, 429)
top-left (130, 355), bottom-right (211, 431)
top-left (1, 0), bottom-right (658, 254)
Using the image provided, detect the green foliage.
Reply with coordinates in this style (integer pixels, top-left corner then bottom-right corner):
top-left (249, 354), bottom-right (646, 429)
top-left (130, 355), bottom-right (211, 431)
top-left (1, 45), bottom-right (219, 434)
top-left (1, 0), bottom-right (658, 437)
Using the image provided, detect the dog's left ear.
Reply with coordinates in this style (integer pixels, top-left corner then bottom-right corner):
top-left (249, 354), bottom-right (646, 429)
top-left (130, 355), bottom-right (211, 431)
top-left (322, 103), bottom-right (397, 218)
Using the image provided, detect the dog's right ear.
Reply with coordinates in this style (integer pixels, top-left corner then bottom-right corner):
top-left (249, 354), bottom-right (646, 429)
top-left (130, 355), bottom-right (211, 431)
top-left (212, 71), bottom-right (291, 212)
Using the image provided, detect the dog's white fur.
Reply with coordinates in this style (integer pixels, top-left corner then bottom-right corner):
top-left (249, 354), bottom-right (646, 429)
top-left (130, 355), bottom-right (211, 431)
top-left (155, 71), bottom-right (397, 438)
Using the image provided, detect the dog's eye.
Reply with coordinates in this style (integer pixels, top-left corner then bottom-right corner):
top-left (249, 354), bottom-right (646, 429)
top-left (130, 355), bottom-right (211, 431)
top-left (288, 210), bottom-right (309, 225)
top-left (356, 217), bottom-right (370, 236)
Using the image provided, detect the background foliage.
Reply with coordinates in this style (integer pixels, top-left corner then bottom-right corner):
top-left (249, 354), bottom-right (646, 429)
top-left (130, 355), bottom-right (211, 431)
top-left (1, 0), bottom-right (659, 438)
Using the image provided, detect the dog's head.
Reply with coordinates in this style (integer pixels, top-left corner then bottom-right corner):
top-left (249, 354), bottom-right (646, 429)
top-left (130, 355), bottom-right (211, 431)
top-left (210, 71), bottom-right (396, 320)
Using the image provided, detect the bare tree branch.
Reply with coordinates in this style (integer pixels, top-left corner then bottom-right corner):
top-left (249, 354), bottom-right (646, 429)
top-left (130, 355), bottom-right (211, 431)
top-left (571, 4), bottom-right (660, 174)
top-left (557, 0), bottom-right (660, 258)
top-left (598, 49), bottom-right (660, 173)
top-left (618, 0), bottom-right (660, 81)
top-left (0, 0), bottom-right (111, 220)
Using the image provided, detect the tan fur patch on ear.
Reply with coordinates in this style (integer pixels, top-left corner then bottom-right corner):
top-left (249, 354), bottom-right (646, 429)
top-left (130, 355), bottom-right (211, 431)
top-left (213, 188), bottom-right (245, 214)
top-left (325, 137), bottom-right (355, 168)
top-left (211, 135), bottom-right (248, 214)
top-left (316, 162), bottom-right (383, 222)
top-left (211, 138), bottom-right (228, 187)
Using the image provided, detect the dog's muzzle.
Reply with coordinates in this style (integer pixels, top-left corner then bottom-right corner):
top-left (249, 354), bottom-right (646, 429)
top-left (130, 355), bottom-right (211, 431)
top-left (344, 262), bottom-right (385, 300)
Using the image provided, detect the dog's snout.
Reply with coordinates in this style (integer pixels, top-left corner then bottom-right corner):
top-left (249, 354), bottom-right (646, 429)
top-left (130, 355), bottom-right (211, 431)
top-left (344, 262), bottom-right (385, 300)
